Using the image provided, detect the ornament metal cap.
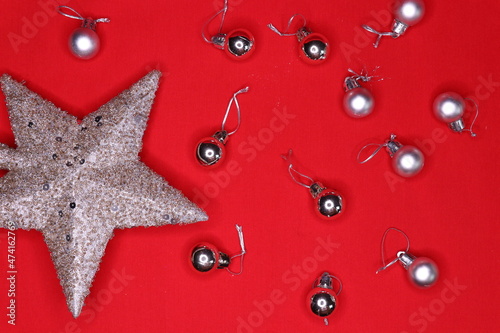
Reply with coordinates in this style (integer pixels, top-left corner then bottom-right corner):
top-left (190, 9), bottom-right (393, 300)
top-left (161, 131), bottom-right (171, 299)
top-left (309, 182), bottom-right (326, 198)
top-left (211, 33), bottom-right (227, 49)
top-left (343, 77), bottom-right (361, 91)
top-left (397, 251), bottom-right (416, 269)
top-left (295, 27), bottom-right (311, 42)
top-left (213, 130), bottom-right (229, 144)
top-left (385, 134), bottom-right (403, 156)
top-left (307, 272), bottom-right (342, 326)
top-left (377, 228), bottom-right (439, 288)
top-left (392, 20), bottom-right (409, 35)
top-left (449, 119), bottom-right (465, 132)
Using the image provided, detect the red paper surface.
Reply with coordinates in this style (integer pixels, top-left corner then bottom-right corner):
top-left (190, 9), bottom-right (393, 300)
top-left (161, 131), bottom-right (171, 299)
top-left (0, 0), bottom-right (499, 332)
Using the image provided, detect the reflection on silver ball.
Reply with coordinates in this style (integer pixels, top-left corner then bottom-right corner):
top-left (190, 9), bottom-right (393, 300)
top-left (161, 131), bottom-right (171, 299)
top-left (302, 40), bottom-right (327, 60)
top-left (196, 141), bottom-right (223, 166)
top-left (69, 27), bottom-right (100, 59)
top-left (191, 247), bottom-right (216, 272)
top-left (394, 0), bottom-right (425, 26)
top-left (343, 87), bottom-right (374, 118)
top-left (228, 36), bottom-right (253, 57)
top-left (408, 257), bottom-right (439, 288)
top-left (318, 192), bottom-right (343, 218)
top-left (393, 146), bottom-right (424, 177)
top-left (310, 292), bottom-right (336, 317)
top-left (433, 92), bottom-right (465, 122)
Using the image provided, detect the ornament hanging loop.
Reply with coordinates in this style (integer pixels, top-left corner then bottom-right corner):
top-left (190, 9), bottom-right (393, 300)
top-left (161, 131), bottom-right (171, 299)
top-left (357, 142), bottom-right (388, 164)
top-left (221, 87), bottom-right (249, 136)
top-left (226, 224), bottom-right (246, 275)
top-left (202, 0), bottom-right (229, 45)
top-left (376, 227), bottom-right (410, 273)
top-left (347, 67), bottom-right (384, 83)
top-left (357, 134), bottom-right (402, 163)
top-left (267, 14), bottom-right (307, 37)
top-left (463, 98), bottom-right (479, 137)
top-left (58, 6), bottom-right (110, 27)
top-left (361, 25), bottom-right (397, 48)
top-left (281, 149), bottom-right (314, 188)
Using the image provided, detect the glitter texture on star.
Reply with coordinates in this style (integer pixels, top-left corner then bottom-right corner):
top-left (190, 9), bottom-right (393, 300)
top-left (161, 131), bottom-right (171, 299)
top-left (0, 71), bottom-right (208, 317)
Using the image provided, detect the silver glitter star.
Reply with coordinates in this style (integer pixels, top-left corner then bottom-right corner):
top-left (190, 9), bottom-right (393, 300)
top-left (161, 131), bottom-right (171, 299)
top-left (0, 71), bottom-right (208, 318)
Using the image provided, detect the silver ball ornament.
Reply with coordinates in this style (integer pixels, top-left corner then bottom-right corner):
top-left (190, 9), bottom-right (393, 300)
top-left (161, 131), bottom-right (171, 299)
top-left (310, 292), bottom-right (336, 317)
top-left (227, 35), bottom-right (253, 57)
top-left (433, 92), bottom-right (465, 123)
top-left (196, 131), bottom-right (228, 167)
top-left (268, 18), bottom-right (329, 64)
top-left (302, 39), bottom-right (328, 61)
top-left (392, 145), bottom-right (424, 177)
top-left (196, 141), bottom-right (224, 166)
top-left (69, 27), bottom-right (100, 59)
top-left (58, 8), bottom-right (109, 59)
top-left (298, 30), bottom-right (330, 64)
top-left (343, 87), bottom-right (374, 118)
top-left (310, 183), bottom-right (344, 219)
top-left (394, 0), bottom-right (425, 26)
top-left (212, 29), bottom-right (255, 60)
top-left (307, 272), bottom-right (341, 324)
top-left (407, 257), bottom-right (439, 288)
top-left (191, 247), bottom-right (216, 272)
top-left (317, 192), bottom-right (343, 218)
top-left (191, 244), bottom-right (230, 272)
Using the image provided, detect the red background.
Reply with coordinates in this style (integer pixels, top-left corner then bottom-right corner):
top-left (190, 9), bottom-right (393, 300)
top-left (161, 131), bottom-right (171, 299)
top-left (1, 0), bottom-right (499, 332)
